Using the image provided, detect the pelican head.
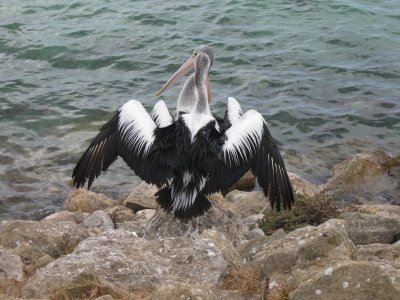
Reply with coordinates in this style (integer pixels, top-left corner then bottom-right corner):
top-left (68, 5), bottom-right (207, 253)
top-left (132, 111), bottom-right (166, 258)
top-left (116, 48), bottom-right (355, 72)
top-left (156, 45), bottom-right (214, 102)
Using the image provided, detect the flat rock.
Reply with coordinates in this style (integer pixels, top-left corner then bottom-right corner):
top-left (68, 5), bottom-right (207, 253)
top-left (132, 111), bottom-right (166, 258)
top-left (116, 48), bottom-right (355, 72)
top-left (289, 261), bottom-right (400, 300)
top-left (65, 189), bottom-right (115, 213)
top-left (21, 229), bottom-right (228, 299)
top-left (143, 205), bottom-right (244, 246)
top-left (82, 210), bottom-right (114, 232)
top-left (0, 220), bottom-right (89, 258)
top-left (123, 181), bottom-right (159, 212)
top-left (341, 211), bottom-right (400, 245)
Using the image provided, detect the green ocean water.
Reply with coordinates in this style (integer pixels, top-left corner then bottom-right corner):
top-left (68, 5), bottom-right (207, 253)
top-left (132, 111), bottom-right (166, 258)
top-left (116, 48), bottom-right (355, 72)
top-left (0, 0), bottom-right (399, 219)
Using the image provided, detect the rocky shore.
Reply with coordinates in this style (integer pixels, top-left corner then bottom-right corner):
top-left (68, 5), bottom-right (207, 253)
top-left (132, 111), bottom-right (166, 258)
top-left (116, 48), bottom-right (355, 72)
top-left (1, 149), bottom-right (399, 299)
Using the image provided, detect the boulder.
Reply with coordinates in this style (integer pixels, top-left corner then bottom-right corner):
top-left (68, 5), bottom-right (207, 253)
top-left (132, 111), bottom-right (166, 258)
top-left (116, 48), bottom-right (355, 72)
top-left (12, 242), bottom-right (54, 276)
top-left (288, 172), bottom-right (322, 197)
top-left (252, 219), bottom-right (356, 276)
top-left (147, 282), bottom-right (217, 300)
top-left (323, 150), bottom-right (400, 203)
top-left (0, 220), bottom-right (89, 258)
top-left (123, 182), bottom-right (159, 212)
top-left (340, 211), bottom-right (400, 245)
top-left (117, 209), bottom-right (156, 237)
top-left (21, 229), bottom-right (228, 299)
top-left (356, 243), bottom-right (400, 268)
top-left (104, 205), bottom-right (136, 224)
top-left (82, 210), bottom-right (114, 232)
top-left (65, 189), bottom-right (115, 213)
top-left (143, 205), bottom-right (244, 246)
top-left (42, 210), bottom-right (87, 224)
top-left (225, 190), bottom-right (269, 218)
top-left (288, 261), bottom-right (400, 300)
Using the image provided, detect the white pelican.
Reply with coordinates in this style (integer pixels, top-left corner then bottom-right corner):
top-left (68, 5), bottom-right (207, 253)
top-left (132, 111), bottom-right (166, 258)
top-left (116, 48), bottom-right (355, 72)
top-left (72, 46), bottom-right (294, 219)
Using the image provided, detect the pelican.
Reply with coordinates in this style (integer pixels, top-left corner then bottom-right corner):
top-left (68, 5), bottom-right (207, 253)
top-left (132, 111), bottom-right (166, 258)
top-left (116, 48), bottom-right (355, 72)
top-left (72, 46), bottom-right (294, 219)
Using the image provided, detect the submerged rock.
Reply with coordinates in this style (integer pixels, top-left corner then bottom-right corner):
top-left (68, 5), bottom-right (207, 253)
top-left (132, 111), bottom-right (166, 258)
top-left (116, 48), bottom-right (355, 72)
top-left (21, 229), bottom-right (228, 298)
top-left (65, 189), bottom-right (115, 213)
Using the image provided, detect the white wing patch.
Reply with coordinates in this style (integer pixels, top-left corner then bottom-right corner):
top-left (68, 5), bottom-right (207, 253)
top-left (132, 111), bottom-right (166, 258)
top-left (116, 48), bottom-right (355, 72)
top-left (222, 110), bottom-right (264, 165)
top-left (118, 100), bottom-right (156, 156)
top-left (172, 175), bottom-right (207, 211)
top-left (227, 97), bottom-right (243, 124)
top-left (151, 100), bottom-right (174, 127)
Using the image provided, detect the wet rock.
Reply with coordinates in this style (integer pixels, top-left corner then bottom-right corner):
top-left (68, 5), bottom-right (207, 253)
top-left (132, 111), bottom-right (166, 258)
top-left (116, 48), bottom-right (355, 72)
top-left (147, 282), bottom-right (217, 300)
top-left (117, 209), bottom-right (156, 236)
top-left (201, 229), bottom-right (244, 269)
top-left (288, 172), bottom-right (322, 197)
top-left (21, 229), bottom-right (228, 298)
top-left (225, 190), bottom-right (269, 218)
top-left (123, 181), bottom-right (158, 212)
top-left (288, 261), bottom-right (399, 300)
top-left (323, 150), bottom-right (400, 203)
top-left (253, 219), bottom-right (356, 276)
top-left (66, 189), bottom-right (115, 213)
top-left (144, 205), bottom-right (244, 246)
top-left (0, 220), bottom-right (89, 258)
top-left (0, 247), bottom-right (24, 282)
top-left (82, 210), bottom-right (114, 232)
top-left (224, 171), bottom-right (256, 194)
top-left (341, 211), bottom-right (400, 245)
top-left (42, 210), bottom-right (87, 224)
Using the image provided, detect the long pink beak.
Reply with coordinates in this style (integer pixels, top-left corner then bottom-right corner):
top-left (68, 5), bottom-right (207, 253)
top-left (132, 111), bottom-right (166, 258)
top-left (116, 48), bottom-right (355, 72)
top-left (156, 55), bottom-right (212, 103)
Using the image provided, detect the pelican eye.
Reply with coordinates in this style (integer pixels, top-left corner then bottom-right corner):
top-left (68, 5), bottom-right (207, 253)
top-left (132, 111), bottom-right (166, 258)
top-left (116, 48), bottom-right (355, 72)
top-left (193, 52), bottom-right (198, 57)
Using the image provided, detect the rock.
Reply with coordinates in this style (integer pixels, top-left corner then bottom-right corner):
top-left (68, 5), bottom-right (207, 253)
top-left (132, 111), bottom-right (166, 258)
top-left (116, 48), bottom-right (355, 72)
top-left (201, 229), bottom-right (244, 269)
top-left (225, 190), bottom-right (269, 218)
top-left (104, 206), bottom-right (136, 224)
top-left (0, 247), bottom-right (24, 282)
top-left (94, 295), bottom-right (115, 300)
top-left (82, 210), bottom-right (114, 232)
top-left (44, 271), bottom-right (128, 300)
top-left (288, 172), bottom-right (322, 197)
top-left (356, 243), bottom-right (400, 268)
top-left (253, 219), bottom-right (356, 276)
top-left (143, 205), bottom-right (244, 246)
top-left (42, 210), bottom-right (87, 224)
top-left (21, 229), bottom-right (228, 298)
top-left (242, 214), bottom-right (264, 227)
top-left (123, 181), bottom-right (159, 212)
top-left (12, 242), bottom-right (54, 275)
top-left (66, 189), bottom-right (115, 213)
top-left (147, 282), bottom-right (217, 300)
top-left (117, 209), bottom-right (156, 236)
top-left (323, 150), bottom-right (400, 203)
top-left (340, 211), bottom-right (400, 245)
top-left (244, 228), bottom-right (265, 240)
top-left (0, 220), bottom-right (89, 258)
top-left (288, 261), bottom-right (400, 300)
top-left (224, 171), bottom-right (256, 195)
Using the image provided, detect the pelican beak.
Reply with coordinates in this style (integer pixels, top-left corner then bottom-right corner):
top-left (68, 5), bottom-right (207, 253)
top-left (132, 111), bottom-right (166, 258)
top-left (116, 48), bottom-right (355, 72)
top-left (156, 56), bottom-right (195, 97)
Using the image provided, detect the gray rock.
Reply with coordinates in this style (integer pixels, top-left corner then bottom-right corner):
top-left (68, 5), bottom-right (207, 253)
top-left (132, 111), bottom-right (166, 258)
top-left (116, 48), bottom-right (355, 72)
top-left (0, 247), bottom-right (24, 282)
top-left (341, 211), bottom-right (400, 245)
top-left (244, 228), bottom-right (265, 240)
top-left (12, 242), bottom-right (54, 275)
top-left (0, 220), bottom-right (89, 258)
top-left (356, 243), bottom-right (400, 269)
top-left (143, 205), bottom-right (244, 246)
top-left (123, 181), bottom-right (159, 212)
top-left (147, 282), bottom-right (218, 300)
top-left (65, 189), bottom-right (115, 213)
top-left (117, 209), bottom-right (156, 237)
top-left (200, 229), bottom-right (244, 269)
top-left (254, 219), bottom-right (356, 276)
top-left (225, 190), bottom-right (269, 218)
top-left (289, 261), bottom-right (400, 300)
top-left (21, 229), bottom-right (228, 298)
top-left (82, 210), bottom-right (114, 232)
